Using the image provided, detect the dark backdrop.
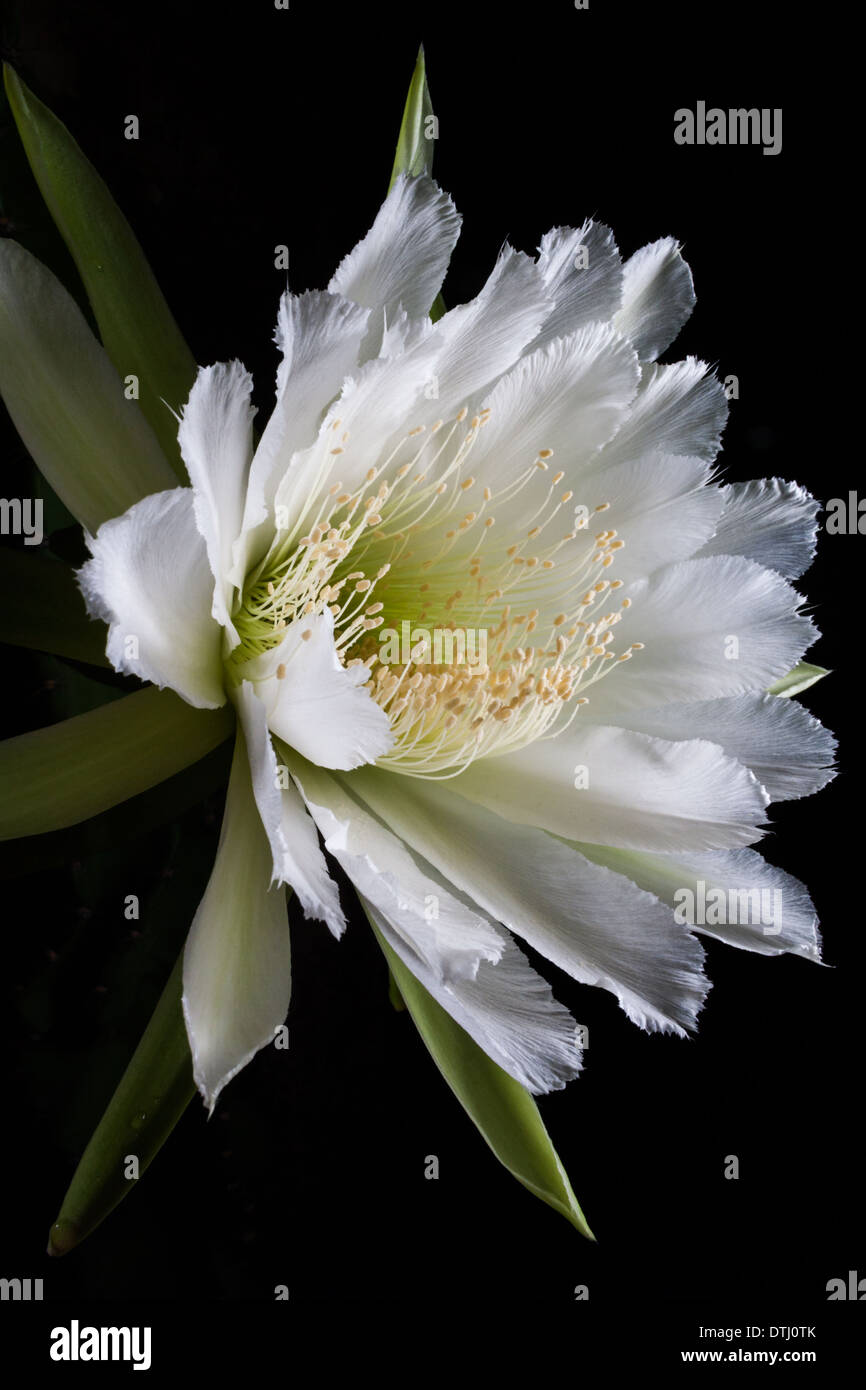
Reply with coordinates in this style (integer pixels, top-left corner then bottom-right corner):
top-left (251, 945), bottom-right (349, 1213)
top-left (0, 0), bottom-right (859, 1344)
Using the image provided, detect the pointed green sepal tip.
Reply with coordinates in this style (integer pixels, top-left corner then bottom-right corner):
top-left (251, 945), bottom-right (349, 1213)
top-left (47, 1218), bottom-right (80, 1258)
top-left (47, 951), bottom-right (197, 1254)
top-left (366, 904), bottom-right (595, 1241)
top-left (389, 45), bottom-right (435, 190)
top-left (768, 661), bottom-right (830, 698)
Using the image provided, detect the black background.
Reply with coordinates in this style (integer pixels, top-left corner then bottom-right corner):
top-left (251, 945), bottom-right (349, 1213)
top-left (0, 0), bottom-right (860, 1351)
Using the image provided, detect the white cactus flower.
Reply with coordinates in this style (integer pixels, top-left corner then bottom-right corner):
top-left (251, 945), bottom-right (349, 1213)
top-left (68, 173), bottom-right (834, 1112)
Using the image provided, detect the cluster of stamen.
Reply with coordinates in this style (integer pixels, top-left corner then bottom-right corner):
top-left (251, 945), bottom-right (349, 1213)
top-left (232, 403), bottom-right (643, 777)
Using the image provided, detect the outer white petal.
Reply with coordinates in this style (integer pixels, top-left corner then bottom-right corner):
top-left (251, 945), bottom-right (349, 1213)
top-left (328, 173), bottom-right (460, 350)
top-left (240, 611), bottom-right (392, 771)
top-left (696, 478), bottom-right (820, 579)
top-left (78, 487), bottom-right (224, 709)
top-left (597, 554), bottom-right (818, 716)
top-left (584, 693), bottom-right (836, 802)
top-left (233, 681), bottom-right (346, 935)
top-left (177, 360), bottom-right (256, 650)
top-left (230, 291), bottom-right (371, 584)
top-left (365, 897), bottom-right (582, 1096)
top-left (576, 844), bottom-right (823, 961)
top-left (455, 725), bottom-right (768, 852)
top-left (287, 756), bottom-right (505, 985)
top-left (531, 221), bottom-right (623, 351)
top-left (600, 358), bottom-right (727, 468)
top-left (613, 238), bottom-right (696, 360)
top-left (350, 768), bottom-right (709, 1035)
top-left (182, 730), bottom-right (291, 1113)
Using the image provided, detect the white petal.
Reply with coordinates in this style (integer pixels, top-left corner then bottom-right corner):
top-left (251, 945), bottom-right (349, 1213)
top-left (177, 361), bottom-right (256, 650)
top-left (573, 452), bottom-right (723, 584)
top-left (240, 611), bottom-right (392, 770)
top-left (233, 681), bottom-right (346, 934)
top-left (287, 756), bottom-right (505, 985)
top-left (531, 221), bottom-right (623, 351)
top-left (350, 768), bottom-right (709, 1034)
top-left (455, 724), bottom-right (768, 852)
top-left (584, 693), bottom-right (836, 802)
top-left (576, 844), bottom-right (823, 961)
top-left (470, 322), bottom-right (640, 501)
top-left (78, 487), bottom-right (224, 709)
top-left (597, 554), bottom-right (818, 715)
top-left (421, 246), bottom-right (551, 415)
top-left (270, 322), bottom-right (443, 541)
top-left (613, 237), bottom-right (695, 360)
top-left (365, 897), bottom-right (581, 1096)
top-left (182, 730), bottom-right (291, 1113)
top-left (601, 358), bottom-right (727, 468)
top-left (328, 173), bottom-right (460, 351)
top-left (696, 478), bottom-right (820, 579)
top-left (230, 291), bottom-right (371, 584)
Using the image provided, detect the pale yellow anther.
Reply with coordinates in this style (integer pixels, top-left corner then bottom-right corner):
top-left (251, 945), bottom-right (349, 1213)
top-left (276, 663), bottom-right (286, 680)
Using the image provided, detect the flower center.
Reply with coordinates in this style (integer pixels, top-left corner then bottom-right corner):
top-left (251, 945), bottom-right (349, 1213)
top-left (232, 406), bottom-right (641, 777)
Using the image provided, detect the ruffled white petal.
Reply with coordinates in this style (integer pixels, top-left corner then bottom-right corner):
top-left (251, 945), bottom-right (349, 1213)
top-left (233, 681), bottom-right (345, 934)
top-left (288, 756), bottom-right (505, 985)
top-left (177, 360), bottom-right (256, 650)
top-left (78, 487), bottom-right (224, 709)
top-left (182, 730), bottom-right (291, 1113)
top-left (270, 319), bottom-right (443, 539)
top-left (470, 322), bottom-right (640, 502)
top-left (420, 246), bottom-right (551, 416)
top-left (455, 724), bottom-right (768, 852)
top-left (531, 221), bottom-right (623, 351)
top-left (349, 767), bottom-right (709, 1034)
top-left (576, 844), bottom-right (823, 961)
top-left (365, 897), bottom-right (582, 1095)
top-left (585, 693), bottom-right (836, 802)
top-left (613, 237), bottom-right (695, 360)
top-left (573, 452), bottom-right (723, 584)
top-left (240, 611), bottom-right (392, 770)
top-left (597, 554), bottom-right (817, 715)
top-left (328, 173), bottom-right (460, 352)
top-left (230, 291), bottom-right (371, 585)
top-left (696, 478), bottom-right (820, 579)
top-left (600, 358), bottom-right (727, 468)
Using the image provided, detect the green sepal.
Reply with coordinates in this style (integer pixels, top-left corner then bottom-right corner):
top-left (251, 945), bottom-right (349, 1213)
top-left (0, 545), bottom-right (108, 666)
top-left (389, 46), bottom-right (446, 323)
top-left (0, 686), bottom-right (234, 840)
top-left (768, 662), bottom-right (830, 698)
top-left (47, 950), bottom-right (196, 1256)
top-left (4, 64), bottom-right (197, 478)
top-left (366, 903), bottom-right (595, 1240)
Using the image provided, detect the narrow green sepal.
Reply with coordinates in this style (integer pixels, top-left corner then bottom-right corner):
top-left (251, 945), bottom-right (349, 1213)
top-left (4, 64), bottom-right (197, 477)
top-left (366, 905), bottom-right (595, 1240)
top-left (0, 687), bottom-right (234, 840)
top-left (768, 662), bottom-right (830, 698)
top-left (0, 546), bottom-right (108, 666)
top-left (47, 952), bottom-right (196, 1256)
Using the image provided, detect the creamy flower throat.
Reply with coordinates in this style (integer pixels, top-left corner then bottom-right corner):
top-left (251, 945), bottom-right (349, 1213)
top-left (231, 405), bottom-right (641, 777)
